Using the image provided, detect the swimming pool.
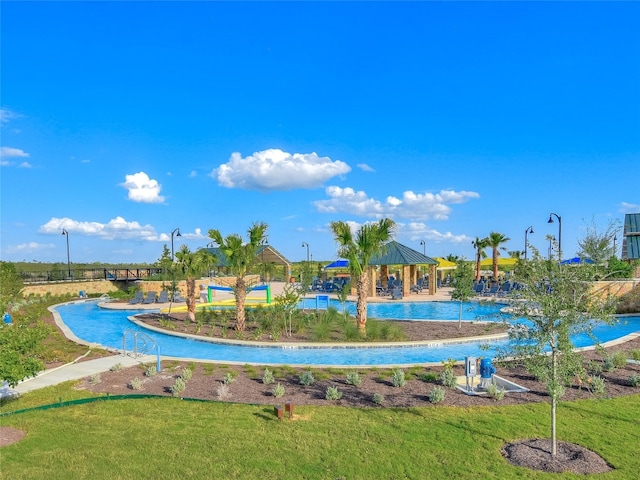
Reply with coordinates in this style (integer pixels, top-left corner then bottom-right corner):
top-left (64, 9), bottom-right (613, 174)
top-left (52, 300), bottom-right (640, 367)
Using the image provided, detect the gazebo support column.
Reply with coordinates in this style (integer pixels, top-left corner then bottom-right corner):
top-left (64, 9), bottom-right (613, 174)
top-left (429, 264), bottom-right (437, 295)
top-left (367, 266), bottom-right (377, 297)
top-left (402, 265), bottom-right (411, 297)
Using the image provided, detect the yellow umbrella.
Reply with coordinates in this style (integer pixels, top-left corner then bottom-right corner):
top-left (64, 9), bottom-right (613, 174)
top-left (479, 257), bottom-right (518, 267)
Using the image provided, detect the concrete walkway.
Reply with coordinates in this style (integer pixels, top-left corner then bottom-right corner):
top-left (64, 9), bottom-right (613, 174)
top-left (2, 353), bottom-right (155, 399)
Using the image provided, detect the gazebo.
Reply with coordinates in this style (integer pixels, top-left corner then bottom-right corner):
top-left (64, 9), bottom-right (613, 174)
top-left (369, 240), bottom-right (439, 296)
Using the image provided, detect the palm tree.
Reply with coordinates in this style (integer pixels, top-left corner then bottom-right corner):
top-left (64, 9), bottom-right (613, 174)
top-left (208, 222), bottom-right (268, 331)
top-left (175, 246), bottom-right (217, 322)
top-left (471, 237), bottom-right (488, 282)
top-left (486, 231), bottom-right (510, 281)
top-left (330, 218), bottom-right (395, 335)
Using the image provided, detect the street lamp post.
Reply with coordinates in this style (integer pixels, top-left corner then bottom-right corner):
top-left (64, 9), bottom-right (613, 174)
top-left (548, 213), bottom-right (562, 261)
top-left (171, 227), bottom-right (181, 261)
top-left (302, 242), bottom-right (310, 262)
top-left (61, 229), bottom-right (71, 279)
top-left (420, 239), bottom-right (426, 256)
top-left (613, 234), bottom-right (617, 258)
top-left (524, 226), bottom-right (534, 260)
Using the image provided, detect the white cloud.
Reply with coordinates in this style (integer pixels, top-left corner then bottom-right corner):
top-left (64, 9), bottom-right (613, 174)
top-left (0, 146), bottom-right (29, 158)
top-left (39, 216), bottom-right (160, 241)
top-left (314, 186), bottom-right (480, 221)
top-left (120, 172), bottom-right (165, 203)
top-left (356, 163), bottom-right (375, 172)
top-left (620, 202), bottom-right (640, 213)
top-left (18, 162), bottom-right (32, 168)
top-left (0, 108), bottom-right (21, 124)
top-left (189, 170), bottom-right (197, 178)
top-left (5, 242), bottom-right (56, 254)
top-left (213, 148), bottom-right (351, 191)
top-left (39, 217), bottom-right (207, 243)
top-left (400, 222), bottom-right (473, 245)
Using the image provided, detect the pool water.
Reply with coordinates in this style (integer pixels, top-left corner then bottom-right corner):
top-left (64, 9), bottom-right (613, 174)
top-left (53, 301), bottom-right (640, 367)
top-left (299, 298), bottom-right (505, 321)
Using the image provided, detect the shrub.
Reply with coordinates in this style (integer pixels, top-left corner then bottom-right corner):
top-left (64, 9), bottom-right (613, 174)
top-left (144, 365), bottom-right (157, 377)
top-left (216, 383), bottom-right (231, 400)
top-left (611, 351), bottom-right (628, 369)
top-left (325, 386), bottom-right (343, 401)
top-left (391, 368), bottom-right (406, 388)
top-left (586, 360), bottom-right (603, 376)
top-left (299, 370), bottom-right (315, 386)
top-left (170, 377), bottom-right (186, 396)
top-left (223, 372), bottom-right (235, 385)
top-left (129, 377), bottom-right (143, 391)
top-left (486, 382), bottom-right (505, 401)
top-left (110, 362), bottom-right (123, 372)
top-left (89, 373), bottom-right (101, 385)
top-left (180, 367), bottom-right (193, 381)
top-left (629, 374), bottom-right (640, 388)
top-left (419, 372), bottom-right (439, 383)
top-left (439, 369), bottom-right (457, 388)
top-left (630, 349), bottom-right (640, 361)
top-left (589, 376), bottom-right (606, 397)
top-left (262, 368), bottom-right (275, 385)
top-left (272, 382), bottom-right (285, 398)
top-left (428, 386), bottom-right (446, 404)
top-left (346, 370), bottom-right (362, 387)
top-left (372, 393), bottom-right (384, 405)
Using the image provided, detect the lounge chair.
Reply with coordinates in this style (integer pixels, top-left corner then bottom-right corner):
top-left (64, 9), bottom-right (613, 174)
top-left (142, 291), bottom-right (156, 304)
top-left (391, 287), bottom-right (403, 300)
top-left (172, 292), bottom-right (185, 303)
top-left (483, 284), bottom-right (500, 296)
top-left (157, 291), bottom-right (169, 303)
top-left (128, 291), bottom-right (144, 304)
top-left (473, 283), bottom-right (485, 295)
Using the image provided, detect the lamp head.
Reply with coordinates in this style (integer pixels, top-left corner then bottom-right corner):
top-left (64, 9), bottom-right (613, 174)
top-left (547, 215), bottom-right (554, 224)
top-left (62, 229), bottom-right (68, 236)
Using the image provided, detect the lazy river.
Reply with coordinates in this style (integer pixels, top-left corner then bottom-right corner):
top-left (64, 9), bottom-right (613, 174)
top-left (52, 300), bottom-right (640, 367)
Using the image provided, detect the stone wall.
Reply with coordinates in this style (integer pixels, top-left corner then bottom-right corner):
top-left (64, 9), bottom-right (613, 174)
top-left (590, 280), bottom-right (640, 299)
top-left (22, 275), bottom-right (262, 299)
top-left (23, 280), bottom-right (123, 297)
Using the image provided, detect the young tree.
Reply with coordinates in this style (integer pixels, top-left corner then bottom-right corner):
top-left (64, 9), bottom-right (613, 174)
top-left (330, 218), bottom-right (395, 335)
top-left (175, 246), bottom-right (217, 322)
top-left (486, 231), bottom-right (510, 281)
top-left (208, 222), bottom-right (268, 331)
top-left (499, 249), bottom-right (618, 456)
top-left (450, 259), bottom-right (474, 330)
top-left (471, 237), bottom-right (488, 282)
top-left (577, 218), bottom-right (620, 264)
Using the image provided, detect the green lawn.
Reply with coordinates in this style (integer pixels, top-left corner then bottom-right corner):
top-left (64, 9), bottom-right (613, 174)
top-left (2, 384), bottom-right (639, 479)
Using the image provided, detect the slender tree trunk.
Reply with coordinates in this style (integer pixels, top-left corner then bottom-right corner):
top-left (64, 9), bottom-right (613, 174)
top-left (186, 276), bottom-right (196, 322)
top-left (458, 301), bottom-right (463, 330)
top-left (551, 347), bottom-right (558, 456)
top-left (475, 252), bottom-right (482, 282)
top-left (493, 248), bottom-right (499, 280)
top-left (355, 274), bottom-right (369, 335)
top-left (235, 277), bottom-right (247, 331)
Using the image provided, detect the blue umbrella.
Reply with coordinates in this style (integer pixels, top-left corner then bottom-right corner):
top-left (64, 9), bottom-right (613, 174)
top-left (324, 259), bottom-right (349, 269)
top-left (560, 257), bottom-right (595, 265)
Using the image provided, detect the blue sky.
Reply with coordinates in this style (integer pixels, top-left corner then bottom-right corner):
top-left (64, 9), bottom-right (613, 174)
top-left (1, 1), bottom-right (639, 266)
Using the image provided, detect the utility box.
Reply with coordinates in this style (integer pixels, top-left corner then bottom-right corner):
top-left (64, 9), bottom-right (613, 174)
top-left (465, 356), bottom-right (477, 377)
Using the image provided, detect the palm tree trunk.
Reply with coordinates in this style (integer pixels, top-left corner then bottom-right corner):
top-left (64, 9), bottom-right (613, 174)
top-left (475, 252), bottom-right (482, 282)
top-left (235, 277), bottom-right (247, 331)
top-left (186, 276), bottom-right (196, 322)
top-left (355, 275), bottom-right (368, 335)
top-left (492, 248), bottom-right (499, 280)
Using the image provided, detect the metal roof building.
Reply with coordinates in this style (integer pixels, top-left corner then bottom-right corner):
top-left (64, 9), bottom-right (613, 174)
top-left (622, 213), bottom-right (640, 262)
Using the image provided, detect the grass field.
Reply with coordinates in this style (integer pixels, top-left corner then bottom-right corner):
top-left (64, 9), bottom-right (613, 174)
top-left (1, 383), bottom-right (639, 479)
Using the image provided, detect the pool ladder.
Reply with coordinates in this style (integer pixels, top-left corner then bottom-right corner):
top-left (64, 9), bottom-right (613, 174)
top-left (122, 329), bottom-right (156, 358)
